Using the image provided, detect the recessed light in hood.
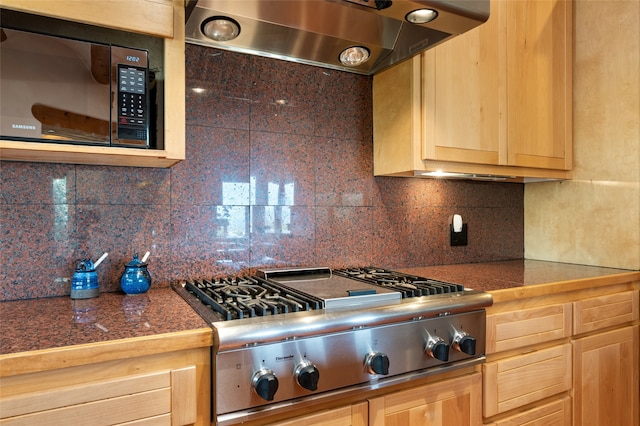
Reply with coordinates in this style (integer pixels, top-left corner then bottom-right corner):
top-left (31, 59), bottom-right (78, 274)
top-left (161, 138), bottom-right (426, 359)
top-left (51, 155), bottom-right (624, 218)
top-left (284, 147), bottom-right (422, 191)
top-left (201, 16), bottom-right (240, 41)
top-left (185, 0), bottom-right (490, 75)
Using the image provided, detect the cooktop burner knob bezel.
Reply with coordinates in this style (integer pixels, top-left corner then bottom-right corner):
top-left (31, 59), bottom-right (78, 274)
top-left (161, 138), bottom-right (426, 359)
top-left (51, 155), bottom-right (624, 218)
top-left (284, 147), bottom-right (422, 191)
top-left (452, 330), bottom-right (477, 355)
top-left (252, 368), bottom-right (279, 401)
top-left (426, 334), bottom-right (450, 362)
top-left (295, 360), bottom-right (320, 391)
top-left (365, 351), bottom-right (390, 375)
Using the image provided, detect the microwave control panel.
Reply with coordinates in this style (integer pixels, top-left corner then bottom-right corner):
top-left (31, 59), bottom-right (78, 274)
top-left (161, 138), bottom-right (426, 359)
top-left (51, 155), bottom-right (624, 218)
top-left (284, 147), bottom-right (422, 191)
top-left (115, 64), bottom-right (149, 147)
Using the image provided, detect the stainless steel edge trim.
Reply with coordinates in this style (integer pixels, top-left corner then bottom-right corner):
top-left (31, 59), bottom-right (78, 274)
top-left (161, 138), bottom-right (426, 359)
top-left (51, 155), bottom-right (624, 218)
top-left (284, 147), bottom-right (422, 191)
top-left (213, 291), bottom-right (493, 351)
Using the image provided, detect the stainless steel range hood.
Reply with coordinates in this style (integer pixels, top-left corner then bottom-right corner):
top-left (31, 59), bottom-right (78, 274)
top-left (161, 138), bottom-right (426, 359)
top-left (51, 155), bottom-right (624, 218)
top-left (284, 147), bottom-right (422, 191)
top-left (185, 0), bottom-right (489, 75)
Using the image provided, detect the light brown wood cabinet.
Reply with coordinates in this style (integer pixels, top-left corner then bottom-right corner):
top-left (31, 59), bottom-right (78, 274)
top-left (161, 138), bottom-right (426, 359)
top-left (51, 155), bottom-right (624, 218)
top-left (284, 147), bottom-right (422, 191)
top-left (0, 347), bottom-right (210, 426)
top-left (373, 0), bottom-right (572, 181)
top-left (0, 0), bottom-right (185, 168)
top-left (486, 302), bottom-right (572, 354)
top-left (484, 396), bottom-right (571, 426)
top-left (484, 283), bottom-right (639, 425)
top-left (572, 291), bottom-right (639, 426)
top-left (368, 373), bottom-right (482, 426)
top-left (268, 402), bottom-right (368, 426)
top-left (483, 344), bottom-right (571, 418)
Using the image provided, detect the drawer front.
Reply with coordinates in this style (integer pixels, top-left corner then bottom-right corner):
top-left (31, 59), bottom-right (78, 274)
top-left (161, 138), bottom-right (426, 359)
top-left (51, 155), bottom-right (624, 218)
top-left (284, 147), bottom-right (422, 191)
top-left (0, 366), bottom-right (196, 426)
top-left (483, 343), bottom-right (572, 418)
top-left (573, 290), bottom-right (639, 335)
top-left (486, 303), bottom-right (572, 353)
top-left (486, 396), bottom-right (571, 425)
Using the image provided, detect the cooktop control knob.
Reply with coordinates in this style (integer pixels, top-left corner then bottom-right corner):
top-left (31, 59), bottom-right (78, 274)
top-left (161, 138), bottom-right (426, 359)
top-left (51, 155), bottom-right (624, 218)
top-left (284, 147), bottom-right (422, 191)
top-left (365, 352), bottom-right (390, 375)
top-left (295, 361), bottom-right (320, 391)
top-left (252, 368), bottom-right (279, 401)
top-left (452, 330), bottom-right (477, 355)
top-left (426, 335), bottom-right (450, 362)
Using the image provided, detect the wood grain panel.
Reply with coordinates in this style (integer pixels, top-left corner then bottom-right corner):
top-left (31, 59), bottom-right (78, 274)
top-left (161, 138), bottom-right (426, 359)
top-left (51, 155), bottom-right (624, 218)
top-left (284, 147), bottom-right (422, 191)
top-left (486, 303), bottom-right (572, 353)
top-left (171, 366), bottom-right (197, 426)
top-left (0, 0), bottom-right (174, 38)
top-left (0, 388), bottom-right (171, 426)
top-left (573, 290), bottom-right (639, 334)
top-left (483, 344), bottom-right (571, 417)
top-left (269, 402), bottom-right (368, 426)
top-left (369, 373), bottom-right (482, 426)
top-left (1, 370), bottom-right (170, 418)
top-left (506, 0), bottom-right (572, 170)
top-left (572, 325), bottom-right (639, 426)
top-left (488, 396), bottom-right (571, 425)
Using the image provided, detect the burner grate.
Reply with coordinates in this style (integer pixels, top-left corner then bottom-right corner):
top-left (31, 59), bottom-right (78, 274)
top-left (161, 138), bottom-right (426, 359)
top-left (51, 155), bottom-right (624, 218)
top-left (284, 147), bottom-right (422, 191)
top-left (184, 276), bottom-right (322, 321)
top-left (334, 267), bottom-right (465, 298)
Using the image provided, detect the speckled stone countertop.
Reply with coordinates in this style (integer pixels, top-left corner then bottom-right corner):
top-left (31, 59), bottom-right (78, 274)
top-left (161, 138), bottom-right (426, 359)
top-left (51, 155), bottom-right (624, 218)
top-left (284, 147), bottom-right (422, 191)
top-left (2, 260), bottom-right (638, 374)
top-left (0, 288), bottom-right (210, 357)
top-left (402, 259), bottom-right (640, 303)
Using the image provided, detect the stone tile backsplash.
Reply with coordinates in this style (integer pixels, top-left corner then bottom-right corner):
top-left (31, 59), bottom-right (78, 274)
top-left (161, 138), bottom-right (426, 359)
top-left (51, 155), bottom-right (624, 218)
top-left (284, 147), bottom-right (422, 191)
top-left (0, 45), bottom-right (524, 300)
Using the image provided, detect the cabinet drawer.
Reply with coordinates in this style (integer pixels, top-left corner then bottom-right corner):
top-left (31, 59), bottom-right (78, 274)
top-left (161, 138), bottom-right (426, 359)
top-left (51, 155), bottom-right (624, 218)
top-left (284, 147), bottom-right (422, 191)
top-left (485, 396), bottom-right (571, 425)
top-left (486, 303), bottom-right (572, 353)
top-left (269, 402), bottom-right (368, 426)
top-left (573, 290), bottom-right (639, 335)
top-left (483, 343), bottom-right (571, 418)
top-left (0, 366), bottom-right (196, 426)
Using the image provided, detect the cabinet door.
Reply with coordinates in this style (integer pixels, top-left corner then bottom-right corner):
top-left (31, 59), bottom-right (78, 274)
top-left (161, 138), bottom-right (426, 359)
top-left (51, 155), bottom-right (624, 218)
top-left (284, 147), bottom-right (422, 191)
top-left (572, 325), bottom-right (639, 426)
top-left (368, 373), bottom-right (482, 426)
top-left (421, 0), bottom-right (504, 166)
top-left (268, 402), bottom-right (368, 426)
top-left (483, 343), bottom-right (571, 418)
top-left (0, 0), bottom-right (175, 38)
top-left (506, 0), bottom-right (572, 170)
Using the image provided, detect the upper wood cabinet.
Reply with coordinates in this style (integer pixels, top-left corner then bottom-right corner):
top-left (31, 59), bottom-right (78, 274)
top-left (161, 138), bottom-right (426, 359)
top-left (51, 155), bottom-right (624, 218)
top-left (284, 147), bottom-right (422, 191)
top-left (373, 0), bottom-right (572, 181)
top-left (0, 0), bottom-right (185, 168)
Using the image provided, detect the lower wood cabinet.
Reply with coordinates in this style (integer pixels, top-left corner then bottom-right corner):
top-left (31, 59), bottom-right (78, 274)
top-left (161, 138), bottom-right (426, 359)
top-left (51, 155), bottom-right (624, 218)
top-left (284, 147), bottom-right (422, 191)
top-left (573, 325), bottom-right (639, 426)
top-left (484, 396), bottom-right (571, 426)
top-left (368, 373), bottom-right (482, 426)
top-left (0, 347), bottom-right (210, 426)
top-left (269, 402), bottom-right (368, 426)
top-left (482, 344), bottom-right (572, 418)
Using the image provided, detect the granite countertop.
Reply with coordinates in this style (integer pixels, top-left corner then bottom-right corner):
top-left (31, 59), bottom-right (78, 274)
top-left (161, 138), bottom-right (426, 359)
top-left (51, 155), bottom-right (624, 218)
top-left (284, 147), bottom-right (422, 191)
top-left (402, 259), bottom-right (640, 303)
top-left (0, 287), bottom-right (212, 376)
top-left (2, 260), bottom-right (638, 377)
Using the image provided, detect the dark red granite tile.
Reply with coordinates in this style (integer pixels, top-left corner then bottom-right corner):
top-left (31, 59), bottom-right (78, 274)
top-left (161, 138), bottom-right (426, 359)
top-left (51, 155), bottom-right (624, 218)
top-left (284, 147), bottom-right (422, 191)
top-left (462, 180), bottom-right (524, 208)
top-left (170, 204), bottom-right (251, 279)
top-left (251, 132), bottom-right (315, 207)
top-left (315, 137), bottom-right (373, 206)
top-left (172, 126), bottom-right (251, 206)
top-left (0, 204), bottom-right (76, 300)
top-left (76, 165), bottom-right (170, 205)
top-left (250, 205), bottom-right (316, 267)
top-left (315, 206), bottom-right (373, 267)
top-left (311, 69), bottom-right (373, 141)
top-left (185, 46), bottom-right (253, 129)
top-left (0, 161), bottom-right (75, 205)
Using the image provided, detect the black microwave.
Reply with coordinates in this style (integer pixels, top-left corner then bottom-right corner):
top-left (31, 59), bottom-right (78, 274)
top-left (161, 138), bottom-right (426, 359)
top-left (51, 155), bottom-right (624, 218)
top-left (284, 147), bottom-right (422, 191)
top-left (1, 19), bottom-right (158, 148)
